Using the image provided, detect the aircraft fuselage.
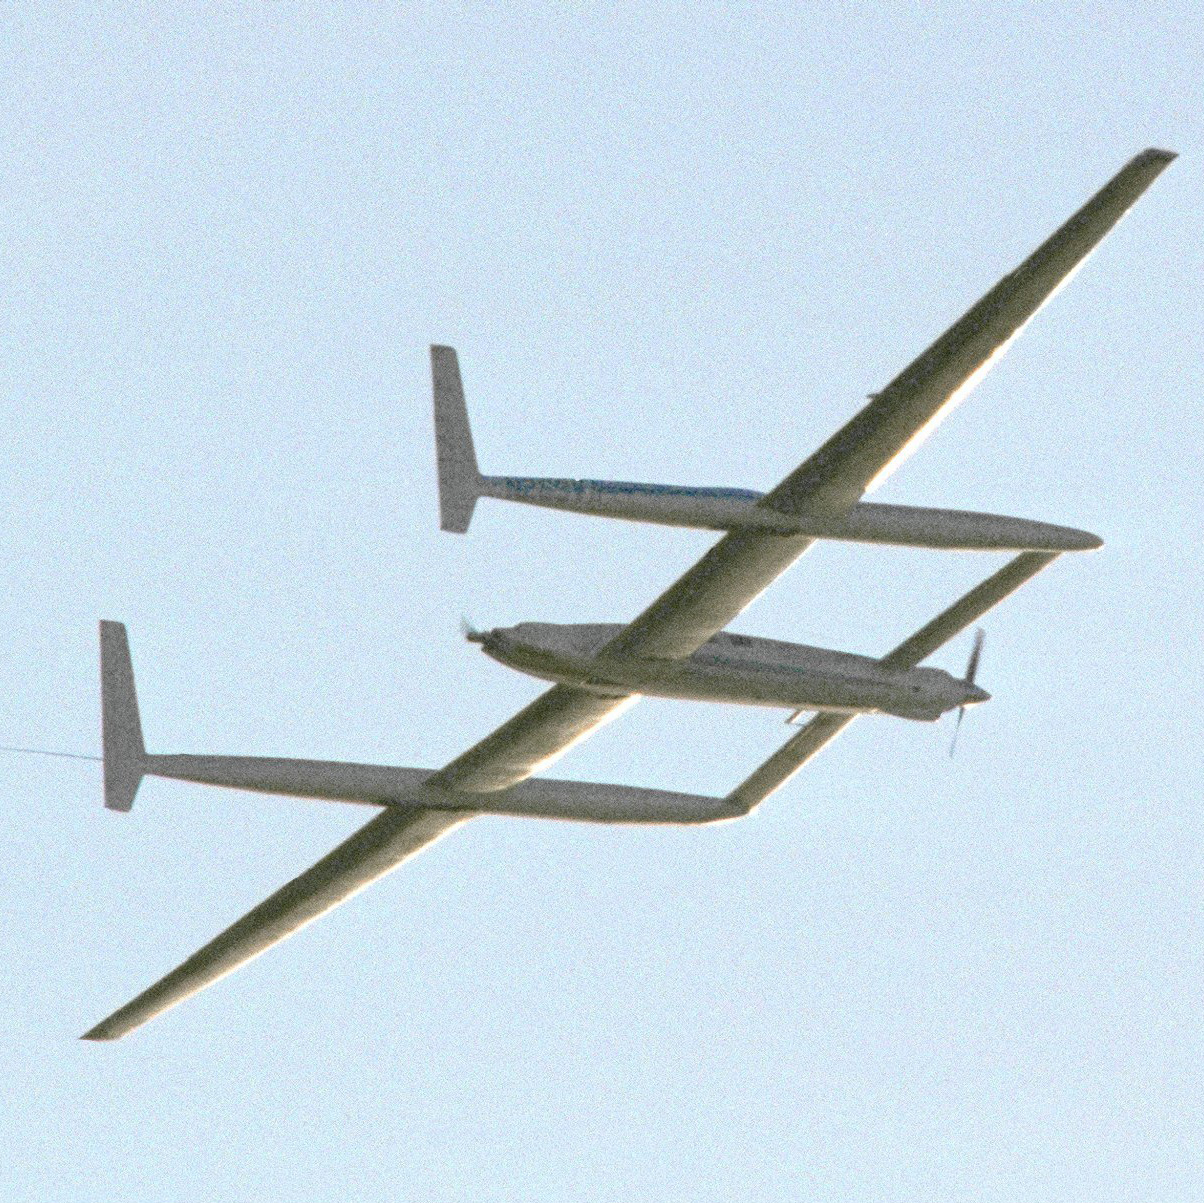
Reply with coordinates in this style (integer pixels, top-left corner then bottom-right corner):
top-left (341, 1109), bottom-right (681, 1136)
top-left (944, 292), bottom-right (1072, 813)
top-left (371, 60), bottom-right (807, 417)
top-left (474, 622), bottom-right (987, 721)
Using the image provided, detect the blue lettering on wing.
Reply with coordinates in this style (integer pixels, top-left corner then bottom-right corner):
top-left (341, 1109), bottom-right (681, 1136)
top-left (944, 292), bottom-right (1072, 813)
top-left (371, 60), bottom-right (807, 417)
top-left (498, 477), bottom-right (762, 503)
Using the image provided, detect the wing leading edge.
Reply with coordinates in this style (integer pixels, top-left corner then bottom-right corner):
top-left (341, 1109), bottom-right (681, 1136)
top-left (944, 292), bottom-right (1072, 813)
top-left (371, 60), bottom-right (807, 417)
top-left (760, 148), bottom-right (1176, 516)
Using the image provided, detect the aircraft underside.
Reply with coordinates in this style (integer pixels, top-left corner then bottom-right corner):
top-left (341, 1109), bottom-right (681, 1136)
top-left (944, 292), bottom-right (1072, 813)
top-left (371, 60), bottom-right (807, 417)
top-left (472, 622), bottom-right (974, 720)
top-left (77, 147), bottom-right (1174, 1040)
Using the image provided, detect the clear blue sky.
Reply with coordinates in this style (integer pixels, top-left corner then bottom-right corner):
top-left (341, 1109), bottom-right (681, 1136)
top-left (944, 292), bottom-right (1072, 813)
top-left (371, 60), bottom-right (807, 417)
top-left (2, 5), bottom-right (1200, 1200)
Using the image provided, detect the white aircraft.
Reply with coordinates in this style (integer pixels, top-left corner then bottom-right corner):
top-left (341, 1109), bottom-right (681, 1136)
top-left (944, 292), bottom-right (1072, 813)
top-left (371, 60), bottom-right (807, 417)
top-left (82, 148), bottom-right (1174, 1041)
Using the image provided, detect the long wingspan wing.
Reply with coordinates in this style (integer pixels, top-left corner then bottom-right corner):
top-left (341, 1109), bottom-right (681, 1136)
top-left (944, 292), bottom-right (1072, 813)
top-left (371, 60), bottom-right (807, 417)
top-left (601, 149), bottom-right (1174, 661)
top-left (84, 682), bottom-right (632, 1040)
top-left (760, 149), bottom-right (1175, 516)
top-left (724, 551), bottom-right (1061, 811)
top-left (83, 807), bottom-right (467, 1041)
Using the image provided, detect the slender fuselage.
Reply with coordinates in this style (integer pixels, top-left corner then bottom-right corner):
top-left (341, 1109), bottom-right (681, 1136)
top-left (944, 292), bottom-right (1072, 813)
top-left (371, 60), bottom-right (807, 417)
top-left (474, 622), bottom-right (988, 721)
top-left (477, 476), bottom-right (1101, 552)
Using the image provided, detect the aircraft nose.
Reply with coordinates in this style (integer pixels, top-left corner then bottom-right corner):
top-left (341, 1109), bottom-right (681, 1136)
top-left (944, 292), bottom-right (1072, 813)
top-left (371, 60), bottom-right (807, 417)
top-left (965, 684), bottom-right (991, 705)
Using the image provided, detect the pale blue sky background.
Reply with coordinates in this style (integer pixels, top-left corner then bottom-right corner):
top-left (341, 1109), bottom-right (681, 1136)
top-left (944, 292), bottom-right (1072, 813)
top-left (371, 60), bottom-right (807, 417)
top-left (2, 5), bottom-right (1201, 1200)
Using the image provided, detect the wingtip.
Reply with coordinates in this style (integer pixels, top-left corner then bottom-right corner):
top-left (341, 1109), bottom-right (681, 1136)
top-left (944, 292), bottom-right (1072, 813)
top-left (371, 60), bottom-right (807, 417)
top-left (80, 1026), bottom-right (118, 1043)
top-left (1139, 146), bottom-right (1178, 164)
top-left (1065, 527), bottom-right (1104, 552)
top-left (81, 1005), bottom-right (130, 1042)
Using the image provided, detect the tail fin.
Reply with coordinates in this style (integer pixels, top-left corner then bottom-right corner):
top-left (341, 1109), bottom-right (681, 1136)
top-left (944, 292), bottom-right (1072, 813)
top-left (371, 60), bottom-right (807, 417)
top-left (100, 621), bottom-right (145, 812)
top-left (430, 345), bottom-right (482, 533)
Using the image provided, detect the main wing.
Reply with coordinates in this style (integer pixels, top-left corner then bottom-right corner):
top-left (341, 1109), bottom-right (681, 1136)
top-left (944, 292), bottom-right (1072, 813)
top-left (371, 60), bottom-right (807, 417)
top-left (83, 683), bottom-right (632, 1040)
top-left (600, 148), bottom-right (1174, 661)
top-left (83, 806), bottom-right (468, 1041)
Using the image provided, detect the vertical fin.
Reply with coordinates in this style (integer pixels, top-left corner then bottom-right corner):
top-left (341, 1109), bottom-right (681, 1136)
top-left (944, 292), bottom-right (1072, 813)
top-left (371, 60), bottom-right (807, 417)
top-left (100, 620), bottom-right (145, 812)
top-left (430, 345), bottom-right (482, 533)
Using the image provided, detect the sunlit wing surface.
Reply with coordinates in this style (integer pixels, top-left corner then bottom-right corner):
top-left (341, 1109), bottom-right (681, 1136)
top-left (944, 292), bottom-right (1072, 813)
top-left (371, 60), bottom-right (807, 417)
top-left (83, 683), bottom-right (634, 1041)
top-left (760, 149), bottom-right (1176, 514)
top-left (598, 529), bottom-right (815, 660)
top-left (83, 151), bottom-right (1173, 1040)
top-left (428, 684), bottom-right (637, 793)
top-left (83, 808), bottom-right (468, 1041)
top-left (601, 149), bottom-right (1174, 661)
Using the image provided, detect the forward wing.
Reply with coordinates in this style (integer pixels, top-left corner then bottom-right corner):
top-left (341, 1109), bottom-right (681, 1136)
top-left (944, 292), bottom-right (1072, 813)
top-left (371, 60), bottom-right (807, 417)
top-left (724, 551), bottom-right (1061, 811)
top-left (601, 149), bottom-right (1174, 661)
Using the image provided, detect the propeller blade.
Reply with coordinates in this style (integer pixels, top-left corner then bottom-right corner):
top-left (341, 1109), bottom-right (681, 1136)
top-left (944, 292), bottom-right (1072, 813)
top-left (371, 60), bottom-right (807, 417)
top-left (949, 705), bottom-right (966, 758)
top-left (964, 627), bottom-right (985, 685)
top-left (949, 630), bottom-right (987, 756)
top-left (460, 616), bottom-right (486, 643)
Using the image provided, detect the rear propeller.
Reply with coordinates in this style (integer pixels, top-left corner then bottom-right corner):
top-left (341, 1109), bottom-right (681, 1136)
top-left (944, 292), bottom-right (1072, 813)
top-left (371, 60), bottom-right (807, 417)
top-left (949, 627), bottom-right (986, 758)
top-left (460, 616), bottom-right (486, 644)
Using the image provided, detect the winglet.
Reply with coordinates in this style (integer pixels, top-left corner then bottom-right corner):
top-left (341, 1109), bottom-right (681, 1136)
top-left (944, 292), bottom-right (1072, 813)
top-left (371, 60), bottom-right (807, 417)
top-left (431, 345), bottom-right (482, 533)
top-left (100, 621), bottom-right (145, 812)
